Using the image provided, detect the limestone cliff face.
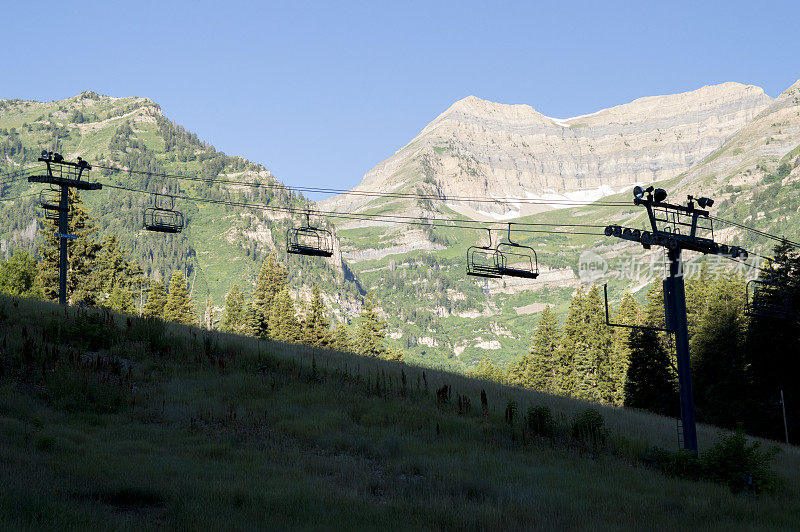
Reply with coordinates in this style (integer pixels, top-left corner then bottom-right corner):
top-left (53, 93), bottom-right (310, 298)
top-left (677, 78), bottom-right (800, 192)
top-left (325, 83), bottom-right (772, 218)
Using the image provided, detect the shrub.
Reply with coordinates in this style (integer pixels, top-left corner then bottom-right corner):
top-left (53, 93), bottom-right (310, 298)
top-left (527, 405), bottom-right (556, 438)
top-left (701, 428), bottom-right (781, 494)
top-left (67, 312), bottom-right (117, 351)
top-left (504, 400), bottom-right (518, 425)
top-left (642, 427), bottom-right (782, 495)
top-left (571, 408), bottom-right (606, 449)
top-left (642, 446), bottom-right (700, 480)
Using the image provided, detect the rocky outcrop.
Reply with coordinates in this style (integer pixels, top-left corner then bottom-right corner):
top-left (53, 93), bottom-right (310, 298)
top-left (324, 83), bottom-right (772, 218)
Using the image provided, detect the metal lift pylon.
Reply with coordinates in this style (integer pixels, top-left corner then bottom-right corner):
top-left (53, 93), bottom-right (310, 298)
top-left (28, 152), bottom-right (102, 305)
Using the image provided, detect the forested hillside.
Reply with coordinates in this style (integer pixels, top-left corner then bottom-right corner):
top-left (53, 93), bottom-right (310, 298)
top-left (0, 92), bottom-right (361, 320)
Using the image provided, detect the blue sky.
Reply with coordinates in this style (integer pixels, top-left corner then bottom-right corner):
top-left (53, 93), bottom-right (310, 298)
top-left (4, 0), bottom-right (799, 194)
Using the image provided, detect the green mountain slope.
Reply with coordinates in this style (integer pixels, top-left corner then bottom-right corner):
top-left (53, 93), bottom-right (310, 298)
top-left (0, 92), bottom-right (361, 318)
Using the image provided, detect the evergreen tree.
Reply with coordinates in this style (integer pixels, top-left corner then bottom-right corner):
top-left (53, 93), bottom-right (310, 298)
top-left (163, 271), bottom-right (196, 325)
top-left (558, 285), bottom-right (614, 400)
top-left (91, 234), bottom-right (141, 312)
top-left (302, 285), bottom-right (332, 348)
top-left (743, 241), bottom-right (800, 440)
top-left (355, 294), bottom-right (388, 357)
top-left (242, 300), bottom-right (263, 337)
top-left (470, 357), bottom-right (505, 383)
top-left (571, 286), bottom-right (613, 402)
top-left (557, 286), bottom-right (585, 395)
top-left (252, 254), bottom-right (288, 337)
top-left (204, 296), bottom-right (215, 329)
top-left (609, 293), bottom-right (640, 406)
top-left (624, 283), bottom-right (677, 416)
top-left (143, 279), bottom-right (167, 319)
top-left (268, 288), bottom-right (300, 342)
top-left (36, 189), bottom-right (101, 304)
top-left (105, 286), bottom-right (134, 313)
top-left (508, 305), bottom-right (561, 391)
top-left (331, 321), bottom-right (352, 352)
top-left (222, 284), bottom-right (245, 333)
top-left (691, 274), bottom-right (748, 428)
top-left (0, 251), bottom-right (41, 297)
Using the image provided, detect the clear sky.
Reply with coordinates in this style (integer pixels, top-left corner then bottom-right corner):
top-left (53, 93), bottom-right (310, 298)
top-left (4, 0), bottom-right (799, 194)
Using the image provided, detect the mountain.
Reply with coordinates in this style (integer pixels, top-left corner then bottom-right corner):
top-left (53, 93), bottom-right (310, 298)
top-left (324, 83), bottom-right (772, 219)
top-left (0, 92), bottom-right (361, 320)
top-left (322, 79), bottom-right (800, 372)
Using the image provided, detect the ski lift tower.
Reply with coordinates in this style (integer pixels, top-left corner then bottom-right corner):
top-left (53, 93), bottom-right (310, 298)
top-left (605, 186), bottom-right (747, 454)
top-left (28, 152), bottom-right (102, 305)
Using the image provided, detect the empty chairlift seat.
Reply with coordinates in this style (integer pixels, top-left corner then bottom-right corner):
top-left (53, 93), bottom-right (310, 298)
top-left (143, 194), bottom-right (184, 234)
top-left (497, 242), bottom-right (539, 279)
top-left (286, 211), bottom-right (334, 257)
top-left (466, 245), bottom-right (503, 278)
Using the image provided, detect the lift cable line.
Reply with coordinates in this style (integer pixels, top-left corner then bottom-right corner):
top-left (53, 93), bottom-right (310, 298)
top-left (710, 215), bottom-right (800, 249)
top-left (93, 162), bottom-right (800, 250)
top-left (27, 152), bottom-right (102, 306)
top-left (92, 163), bottom-right (637, 208)
top-left (99, 182), bottom-right (609, 237)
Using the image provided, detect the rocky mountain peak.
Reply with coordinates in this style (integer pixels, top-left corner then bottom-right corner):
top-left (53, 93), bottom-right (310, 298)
top-left (325, 82), bottom-right (774, 219)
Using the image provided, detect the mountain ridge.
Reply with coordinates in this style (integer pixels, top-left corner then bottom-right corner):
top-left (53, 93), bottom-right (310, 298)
top-left (324, 82), bottom-right (773, 219)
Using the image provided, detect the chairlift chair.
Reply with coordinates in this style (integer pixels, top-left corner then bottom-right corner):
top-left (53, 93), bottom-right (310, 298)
top-left (143, 194), bottom-right (184, 234)
top-left (496, 223), bottom-right (539, 279)
top-left (39, 187), bottom-right (62, 211)
top-left (286, 209), bottom-right (333, 257)
top-left (466, 229), bottom-right (503, 278)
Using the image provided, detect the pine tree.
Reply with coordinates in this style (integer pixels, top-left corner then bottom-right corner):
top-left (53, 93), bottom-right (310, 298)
top-left (557, 286), bottom-right (586, 396)
top-left (163, 271), bottom-right (196, 325)
top-left (143, 280), bottom-right (167, 319)
top-left (691, 274), bottom-right (749, 428)
top-left (91, 234), bottom-right (141, 312)
top-left (0, 251), bottom-right (41, 297)
top-left (36, 189), bottom-right (101, 304)
top-left (302, 286), bottom-right (332, 348)
top-left (508, 305), bottom-right (561, 391)
top-left (222, 284), bottom-right (245, 333)
top-left (105, 286), bottom-right (134, 313)
top-left (470, 357), bottom-right (505, 383)
top-left (743, 241), bottom-right (800, 439)
top-left (355, 294), bottom-right (388, 357)
top-left (204, 296), bottom-right (215, 329)
top-left (242, 300), bottom-right (263, 337)
top-left (609, 292), bottom-right (639, 405)
top-left (268, 288), bottom-right (300, 342)
top-left (331, 321), bottom-right (352, 352)
top-left (252, 254), bottom-right (288, 337)
top-left (571, 286), bottom-right (613, 402)
top-left (624, 283), bottom-right (677, 416)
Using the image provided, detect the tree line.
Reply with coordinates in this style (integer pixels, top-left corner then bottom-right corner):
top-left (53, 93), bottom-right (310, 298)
top-left (473, 248), bottom-right (800, 443)
top-left (0, 190), bottom-right (401, 362)
top-left (2, 187), bottom-right (797, 441)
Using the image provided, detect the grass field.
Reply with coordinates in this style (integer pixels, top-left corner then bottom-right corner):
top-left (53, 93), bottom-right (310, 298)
top-left (1, 294), bottom-right (799, 530)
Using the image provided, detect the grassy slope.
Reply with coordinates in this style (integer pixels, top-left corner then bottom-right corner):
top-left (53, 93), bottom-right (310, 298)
top-left (1, 295), bottom-right (799, 529)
